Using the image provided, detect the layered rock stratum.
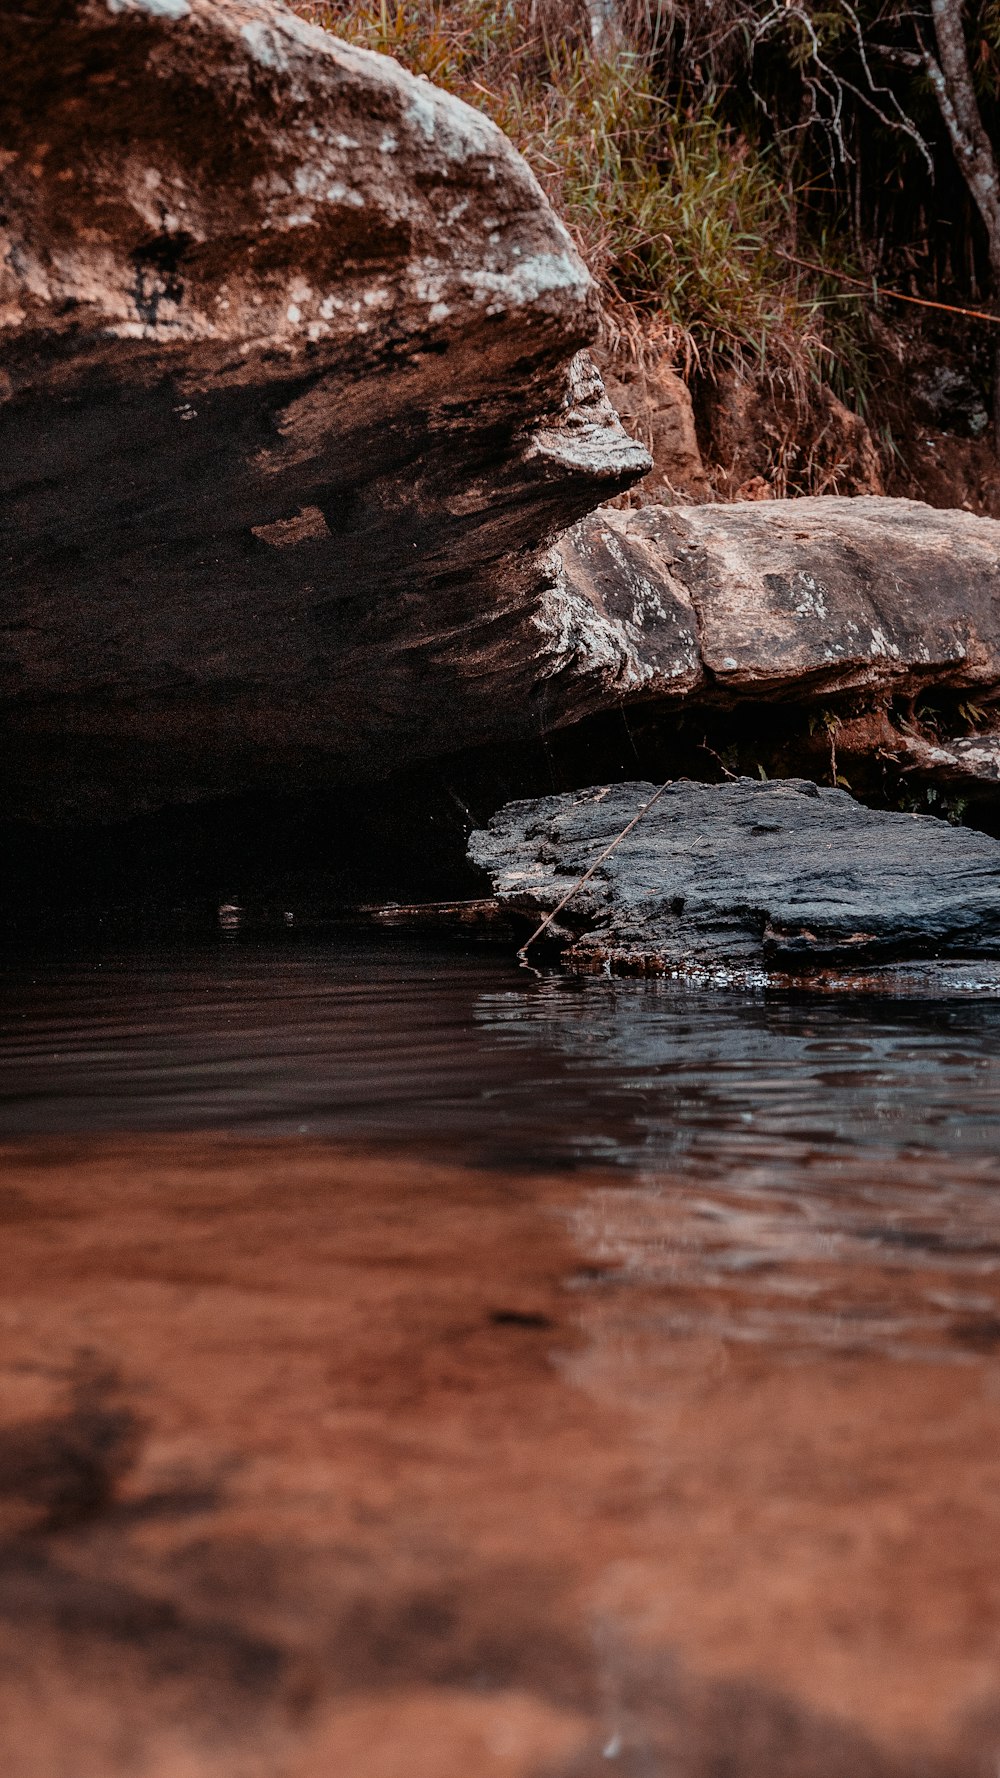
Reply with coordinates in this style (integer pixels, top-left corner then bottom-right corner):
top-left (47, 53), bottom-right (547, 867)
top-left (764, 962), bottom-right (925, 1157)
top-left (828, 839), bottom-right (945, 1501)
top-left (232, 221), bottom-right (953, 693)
top-left (552, 498), bottom-right (1000, 707)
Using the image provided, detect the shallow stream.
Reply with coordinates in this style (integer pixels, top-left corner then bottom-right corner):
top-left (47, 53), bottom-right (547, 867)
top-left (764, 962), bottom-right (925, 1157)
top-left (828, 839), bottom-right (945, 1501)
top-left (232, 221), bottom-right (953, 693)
top-left (3, 934), bottom-right (1000, 1775)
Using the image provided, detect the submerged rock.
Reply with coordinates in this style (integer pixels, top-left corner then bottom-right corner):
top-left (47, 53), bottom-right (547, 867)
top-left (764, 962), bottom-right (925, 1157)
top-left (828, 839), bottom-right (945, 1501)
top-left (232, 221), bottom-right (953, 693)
top-left (469, 777), bottom-right (1000, 983)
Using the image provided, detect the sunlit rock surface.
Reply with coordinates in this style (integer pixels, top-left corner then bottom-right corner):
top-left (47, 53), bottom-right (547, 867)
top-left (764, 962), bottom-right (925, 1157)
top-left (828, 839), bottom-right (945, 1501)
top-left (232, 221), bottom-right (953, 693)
top-left (555, 497), bottom-right (1000, 705)
top-left (469, 776), bottom-right (1000, 981)
top-left (0, 0), bottom-right (648, 823)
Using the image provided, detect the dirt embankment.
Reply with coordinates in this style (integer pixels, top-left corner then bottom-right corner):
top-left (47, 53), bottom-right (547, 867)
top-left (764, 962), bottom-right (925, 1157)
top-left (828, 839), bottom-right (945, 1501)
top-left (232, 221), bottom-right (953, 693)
top-left (599, 319), bottom-right (1000, 520)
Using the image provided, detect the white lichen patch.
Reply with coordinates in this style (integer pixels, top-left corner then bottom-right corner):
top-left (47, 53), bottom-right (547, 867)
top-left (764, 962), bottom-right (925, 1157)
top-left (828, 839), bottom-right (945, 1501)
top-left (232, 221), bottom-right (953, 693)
top-left (406, 90), bottom-right (437, 143)
top-left (325, 183), bottom-right (364, 208)
top-left (533, 553), bottom-right (658, 696)
top-left (789, 572), bottom-right (829, 620)
top-left (293, 167), bottom-right (365, 209)
top-left (466, 252), bottom-right (591, 309)
top-left (411, 261), bottom-right (451, 311)
top-left (239, 19), bottom-right (289, 70)
top-left (107, 0), bottom-right (190, 17)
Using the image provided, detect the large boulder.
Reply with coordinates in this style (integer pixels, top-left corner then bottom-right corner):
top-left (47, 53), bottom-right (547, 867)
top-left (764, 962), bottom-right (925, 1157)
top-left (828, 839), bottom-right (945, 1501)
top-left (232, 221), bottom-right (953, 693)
top-left (0, 0), bottom-right (648, 823)
top-left (469, 776), bottom-right (1000, 983)
top-left (8, 1), bottom-right (1000, 834)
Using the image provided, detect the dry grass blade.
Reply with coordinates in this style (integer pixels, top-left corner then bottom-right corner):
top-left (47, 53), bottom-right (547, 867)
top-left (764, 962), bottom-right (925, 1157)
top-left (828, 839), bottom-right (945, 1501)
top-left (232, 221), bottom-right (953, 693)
top-left (293, 0), bottom-right (830, 397)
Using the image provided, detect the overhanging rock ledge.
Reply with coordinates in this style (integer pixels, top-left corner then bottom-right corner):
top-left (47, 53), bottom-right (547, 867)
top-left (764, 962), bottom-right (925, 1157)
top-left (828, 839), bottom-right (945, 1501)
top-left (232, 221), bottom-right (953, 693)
top-left (8, 1), bottom-right (1000, 831)
top-left (0, 0), bottom-right (648, 824)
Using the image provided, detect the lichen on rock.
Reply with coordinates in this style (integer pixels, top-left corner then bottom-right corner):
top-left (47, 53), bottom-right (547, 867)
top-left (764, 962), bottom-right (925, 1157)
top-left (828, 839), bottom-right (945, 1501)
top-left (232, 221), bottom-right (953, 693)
top-left (0, 0), bottom-right (649, 823)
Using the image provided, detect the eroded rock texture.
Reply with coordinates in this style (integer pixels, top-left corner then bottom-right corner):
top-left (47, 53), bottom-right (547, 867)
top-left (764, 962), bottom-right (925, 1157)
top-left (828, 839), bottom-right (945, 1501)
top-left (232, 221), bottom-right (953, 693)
top-left (8, 1), bottom-right (1000, 832)
top-left (469, 777), bottom-right (1000, 980)
top-left (552, 497), bottom-right (1000, 707)
top-left (0, 0), bottom-right (648, 822)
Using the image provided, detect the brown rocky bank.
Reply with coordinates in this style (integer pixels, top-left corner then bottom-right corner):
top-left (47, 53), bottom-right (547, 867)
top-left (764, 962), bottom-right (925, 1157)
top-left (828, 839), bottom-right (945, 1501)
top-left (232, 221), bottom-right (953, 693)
top-left (0, 0), bottom-right (648, 824)
top-left (7, 0), bottom-right (1000, 838)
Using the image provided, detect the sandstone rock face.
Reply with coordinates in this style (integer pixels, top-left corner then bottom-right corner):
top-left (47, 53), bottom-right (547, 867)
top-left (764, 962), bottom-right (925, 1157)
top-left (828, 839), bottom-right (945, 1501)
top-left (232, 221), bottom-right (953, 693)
top-left (895, 730), bottom-right (1000, 800)
top-left (7, 3), bottom-right (1000, 832)
top-left (594, 351), bottom-right (709, 501)
top-left (0, 0), bottom-right (648, 823)
top-left (552, 496), bottom-right (1000, 707)
top-left (469, 777), bottom-right (1000, 980)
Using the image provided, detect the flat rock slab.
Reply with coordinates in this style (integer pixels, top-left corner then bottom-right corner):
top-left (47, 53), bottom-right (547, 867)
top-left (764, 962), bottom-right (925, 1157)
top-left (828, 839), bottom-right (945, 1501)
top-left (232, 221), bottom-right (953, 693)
top-left (553, 497), bottom-right (1000, 706)
top-left (469, 777), bottom-right (1000, 983)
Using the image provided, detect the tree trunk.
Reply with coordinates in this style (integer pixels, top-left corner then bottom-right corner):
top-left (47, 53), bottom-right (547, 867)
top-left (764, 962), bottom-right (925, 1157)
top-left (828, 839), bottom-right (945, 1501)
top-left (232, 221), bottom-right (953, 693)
top-left (927, 0), bottom-right (1000, 455)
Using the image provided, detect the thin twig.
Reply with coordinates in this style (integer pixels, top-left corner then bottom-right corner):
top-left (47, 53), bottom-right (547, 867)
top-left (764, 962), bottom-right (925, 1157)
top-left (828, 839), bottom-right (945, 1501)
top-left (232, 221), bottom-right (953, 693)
top-left (517, 781), bottom-right (673, 961)
top-left (698, 740), bottom-right (739, 780)
top-left (775, 248), bottom-right (1000, 326)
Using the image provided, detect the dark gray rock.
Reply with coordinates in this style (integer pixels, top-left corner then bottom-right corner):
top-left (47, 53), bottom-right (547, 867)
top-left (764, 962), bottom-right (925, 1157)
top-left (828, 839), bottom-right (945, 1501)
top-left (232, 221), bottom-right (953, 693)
top-left (469, 777), bottom-right (1000, 981)
top-left (912, 363), bottom-right (990, 439)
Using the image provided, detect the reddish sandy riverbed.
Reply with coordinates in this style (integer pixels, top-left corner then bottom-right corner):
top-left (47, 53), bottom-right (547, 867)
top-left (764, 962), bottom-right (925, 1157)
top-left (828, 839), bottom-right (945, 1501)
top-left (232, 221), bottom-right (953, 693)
top-left (1, 1135), bottom-right (1000, 1775)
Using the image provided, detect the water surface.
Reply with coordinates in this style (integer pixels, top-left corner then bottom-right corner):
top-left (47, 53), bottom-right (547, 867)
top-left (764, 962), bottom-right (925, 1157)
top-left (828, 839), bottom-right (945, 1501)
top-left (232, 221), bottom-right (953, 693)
top-left (4, 932), bottom-right (1000, 1167)
top-left (3, 935), bottom-right (1000, 1776)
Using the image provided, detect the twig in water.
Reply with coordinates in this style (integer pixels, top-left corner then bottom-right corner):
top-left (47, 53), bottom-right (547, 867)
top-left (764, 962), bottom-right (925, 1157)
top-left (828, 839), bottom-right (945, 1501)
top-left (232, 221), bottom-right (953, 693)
top-left (517, 780), bottom-right (674, 962)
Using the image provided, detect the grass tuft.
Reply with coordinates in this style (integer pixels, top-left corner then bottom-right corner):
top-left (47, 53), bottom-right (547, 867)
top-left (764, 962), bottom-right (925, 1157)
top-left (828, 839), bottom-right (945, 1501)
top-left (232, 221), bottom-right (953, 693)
top-left (296, 0), bottom-right (831, 390)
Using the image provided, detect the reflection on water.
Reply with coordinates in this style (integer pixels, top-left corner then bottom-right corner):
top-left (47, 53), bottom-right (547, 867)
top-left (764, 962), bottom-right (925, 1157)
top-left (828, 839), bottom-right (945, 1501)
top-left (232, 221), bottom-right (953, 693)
top-left (3, 933), bottom-right (1000, 1167)
top-left (4, 934), bottom-right (1000, 1361)
top-left (5, 935), bottom-right (1000, 1772)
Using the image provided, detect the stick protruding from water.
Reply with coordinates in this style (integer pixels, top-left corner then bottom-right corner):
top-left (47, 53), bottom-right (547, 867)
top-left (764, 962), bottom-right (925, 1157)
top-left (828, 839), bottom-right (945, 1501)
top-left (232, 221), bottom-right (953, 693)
top-left (517, 780), bottom-right (673, 964)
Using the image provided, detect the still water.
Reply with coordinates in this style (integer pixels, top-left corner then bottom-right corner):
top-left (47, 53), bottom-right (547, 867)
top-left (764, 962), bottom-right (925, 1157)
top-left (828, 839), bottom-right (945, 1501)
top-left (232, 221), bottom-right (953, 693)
top-left (3, 935), bottom-right (1000, 1775)
top-left (4, 932), bottom-right (1000, 1164)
